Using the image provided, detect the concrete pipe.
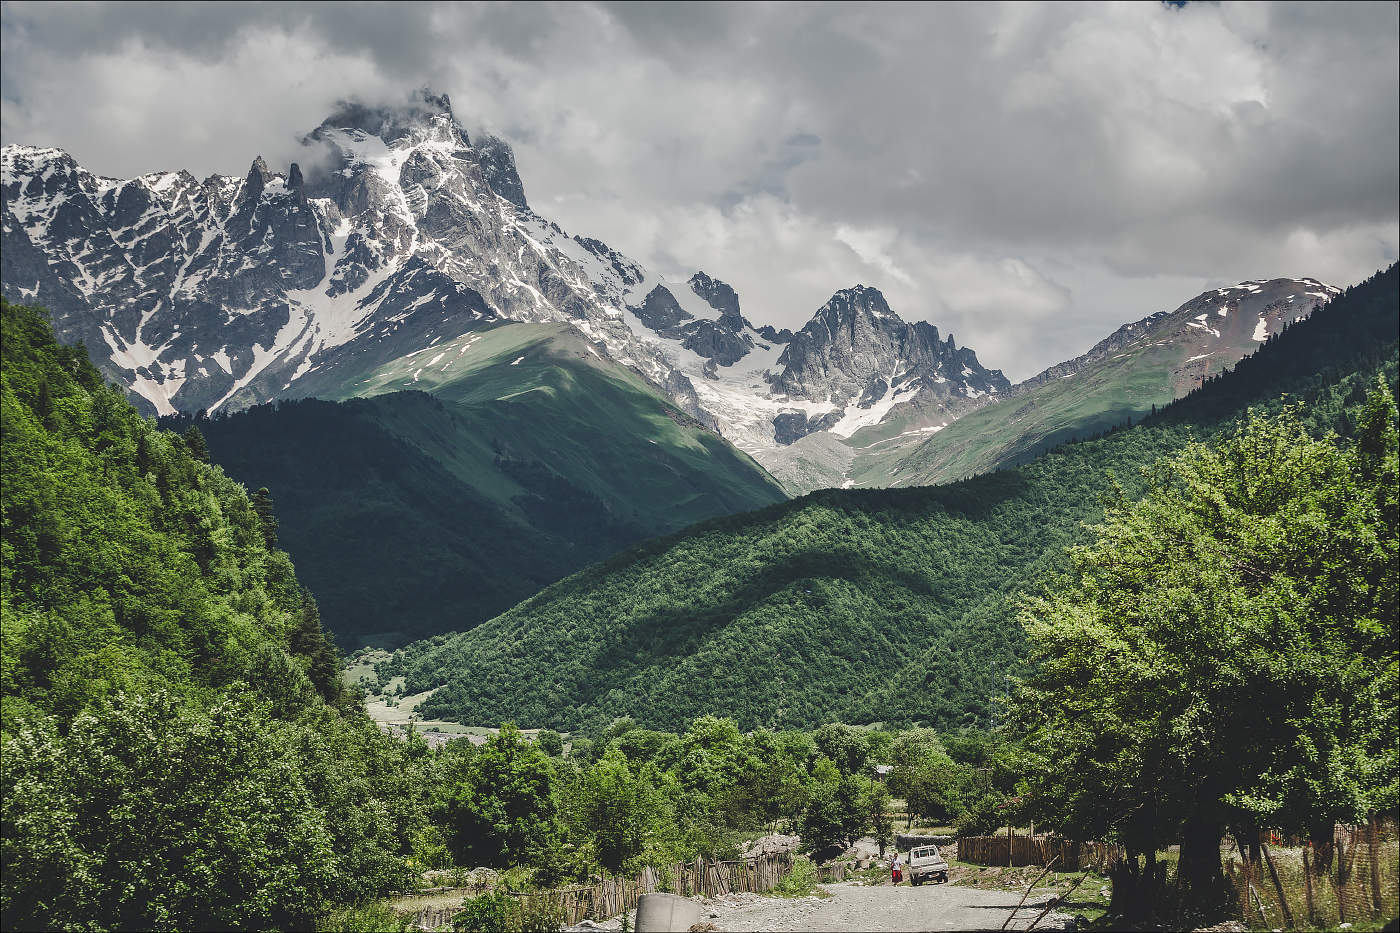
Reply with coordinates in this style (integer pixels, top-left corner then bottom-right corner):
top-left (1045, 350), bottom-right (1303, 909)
top-left (634, 892), bottom-right (703, 933)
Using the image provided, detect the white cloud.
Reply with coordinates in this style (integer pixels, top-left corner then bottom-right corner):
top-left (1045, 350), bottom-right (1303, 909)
top-left (1, 0), bottom-right (1395, 380)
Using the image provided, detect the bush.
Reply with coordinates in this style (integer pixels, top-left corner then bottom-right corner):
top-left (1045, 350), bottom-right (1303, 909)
top-left (453, 891), bottom-right (517, 932)
top-left (769, 856), bottom-right (824, 898)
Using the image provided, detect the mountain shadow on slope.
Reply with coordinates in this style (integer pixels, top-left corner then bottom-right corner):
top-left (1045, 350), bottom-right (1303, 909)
top-left (173, 393), bottom-right (649, 650)
top-left (382, 265), bottom-right (1399, 733)
top-left (175, 323), bottom-right (789, 650)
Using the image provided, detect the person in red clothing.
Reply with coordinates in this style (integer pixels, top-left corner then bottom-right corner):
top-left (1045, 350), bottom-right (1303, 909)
top-left (891, 853), bottom-right (903, 885)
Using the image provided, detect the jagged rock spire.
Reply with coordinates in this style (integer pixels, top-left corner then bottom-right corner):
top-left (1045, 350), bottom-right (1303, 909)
top-left (242, 156), bottom-right (271, 201)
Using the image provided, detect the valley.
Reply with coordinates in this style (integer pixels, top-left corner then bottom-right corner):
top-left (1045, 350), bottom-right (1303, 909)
top-left (378, 267), bottom-right (1398, 733)
top-left (2, 8), bottom-right (1396, 930)
top-left (172, 320), bottom-right (785, 648)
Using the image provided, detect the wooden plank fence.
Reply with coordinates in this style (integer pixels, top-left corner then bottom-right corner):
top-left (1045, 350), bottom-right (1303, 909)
top-left (957, 834), bottom-right (1124, 870)
top-left (407, 852), bottom-right (794, 930)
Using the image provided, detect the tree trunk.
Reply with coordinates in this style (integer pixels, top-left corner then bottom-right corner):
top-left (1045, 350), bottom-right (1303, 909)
top-left (1108, 851), bottom-right (1144, 920)
top-left (1310, 822), bottom-right (1335, 875)
top-left (1302, 846), bottom-right (1316, 922)
top-left (1177, 810), bottom-right (1227, 912)
top-left (1109, 850), bottom-right (1166, 923)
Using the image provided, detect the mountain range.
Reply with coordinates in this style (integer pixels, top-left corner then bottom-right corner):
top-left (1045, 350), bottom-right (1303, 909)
top-left (0, 91), bottom-right (1001, 457)
top-left (4, 89), bottom-right (1336, 496)
top-left (171, 321), bottom-right (787, 649)
top-left (380, 265), bottom-right (1398, 732)
top-left (1, 89), bottom-right (1361, 656)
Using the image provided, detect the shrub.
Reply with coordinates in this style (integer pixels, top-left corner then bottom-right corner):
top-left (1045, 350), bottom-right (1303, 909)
top-left (453, 891), bottom-right (517, 932)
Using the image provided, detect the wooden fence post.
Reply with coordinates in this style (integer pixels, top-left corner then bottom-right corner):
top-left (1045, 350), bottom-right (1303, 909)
top-left (1368, 816), bottom-right (1383, 916)
top-left (1261, 843), bottom-right (1294, 929)
top-left (1302, 847), bottom-right (1315, 923)
top-left (1328, 864), bottom-right (1347, 926)
top-left (1248, 851), bottom-right (1260, 918)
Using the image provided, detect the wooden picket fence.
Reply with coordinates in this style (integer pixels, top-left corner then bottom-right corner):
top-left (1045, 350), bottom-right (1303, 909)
top-left (957, 834), bottom-right (1124, 870)
top-left (406, 852), bottom-right (794, 930)
top-left (1225, 821), bottom-right (1399, 931)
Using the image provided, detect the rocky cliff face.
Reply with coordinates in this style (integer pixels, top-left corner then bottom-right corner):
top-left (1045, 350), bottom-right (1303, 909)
top-left (1, 90), bottom-right (672, 415)
top-left (765, 286), bottom-right (1009, 442)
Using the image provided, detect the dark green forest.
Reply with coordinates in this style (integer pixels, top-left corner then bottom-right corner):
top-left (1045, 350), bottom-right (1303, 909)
top-left (165, 326), bottom-right (787, 650)
top-left (168, 393), bottom-right (668, 650)
top-left (385, 266), bottom-right (1400, 734)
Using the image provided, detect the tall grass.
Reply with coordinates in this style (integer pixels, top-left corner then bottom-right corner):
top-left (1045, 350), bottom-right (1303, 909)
top-left (1225, 837), bottom-right (1399, 931)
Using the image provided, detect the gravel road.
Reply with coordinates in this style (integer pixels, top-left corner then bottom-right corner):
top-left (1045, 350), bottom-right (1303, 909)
top-left (695, 881), bottom-right (1075, 932)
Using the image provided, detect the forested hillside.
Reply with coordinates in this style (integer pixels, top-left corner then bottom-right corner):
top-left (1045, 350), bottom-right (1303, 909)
top-left (0, 300), bottom-right (346, 722)
top-left (175, 323), bottom-right (788, 649)
top-left (0, 300), bottom-right (448, 930)
top-left (385, 265), bottom-right (1399, 733)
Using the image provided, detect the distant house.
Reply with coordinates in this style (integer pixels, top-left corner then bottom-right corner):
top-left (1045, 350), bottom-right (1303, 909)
top-left (874, 764), bottom-right (894, 780)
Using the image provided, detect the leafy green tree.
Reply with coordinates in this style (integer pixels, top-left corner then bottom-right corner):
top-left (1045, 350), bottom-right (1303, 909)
top-left (2, 692), bottom-right (339, 931)
top-left (748, 729), bottom-right (816, 828)
top-left (1015, 401), bottom-right (1398, 908)
top-left (953, 793), bottom-right (1010, 838)
top-left (889, 731), bottom-right (971, 826)
top-left (799, 758), bottom-right (870, 855)
top-left (448, 724), bottom-right (560, 867)
top-left (292, 589), bottom-right (344, 704)
top-left (535, 729), bottom-right (564, 758)
top-left (181, 424), bottom-right (210, 462)
top-left (607, 727), bottom-right (675, 765)
top-left (813, 723), bottom-right (871, 778)
top-left (661, 716), bottom-right (758, 804)
top-left (868, 781), bottom-right (894, 854)
top-left (602, 716), bottom-right (638, 742)
top-left (568, 748), bottom-right (671, 872)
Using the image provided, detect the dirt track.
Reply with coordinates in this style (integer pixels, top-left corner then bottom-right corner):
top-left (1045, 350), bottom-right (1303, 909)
top-left (696, 880), bottom-right (1075, 932)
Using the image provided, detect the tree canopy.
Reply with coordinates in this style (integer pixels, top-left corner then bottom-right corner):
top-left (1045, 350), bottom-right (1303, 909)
top-left (1015, 391), bottom-right (1399, 902)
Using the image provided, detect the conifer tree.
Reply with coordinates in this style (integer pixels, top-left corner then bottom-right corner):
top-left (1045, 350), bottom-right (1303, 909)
top-left (250, 487), bottom-right (278, 550)
top-left (181, 425), bottom-right (210, 463)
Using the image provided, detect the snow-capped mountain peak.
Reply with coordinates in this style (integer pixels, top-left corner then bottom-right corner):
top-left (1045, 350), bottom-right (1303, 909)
top-left (3, 89), bottom-right (1008, 475)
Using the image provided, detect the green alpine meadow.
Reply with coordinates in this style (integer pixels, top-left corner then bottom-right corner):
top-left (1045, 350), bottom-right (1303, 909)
top-left (3, 4), bottom-right (1398, 931)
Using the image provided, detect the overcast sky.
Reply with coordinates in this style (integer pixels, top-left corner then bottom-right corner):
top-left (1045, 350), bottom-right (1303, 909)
top-left (3, 1), bottom-right (1396, 379)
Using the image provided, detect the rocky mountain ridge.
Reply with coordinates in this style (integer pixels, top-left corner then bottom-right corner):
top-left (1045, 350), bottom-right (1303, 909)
top-left (1, 90), bottom-right (1007, 467)
top-left (1, 92), bottom-right (678, 418)
top-left (1012, 277), bottom-right (1340, 398)
top-left (0, 91), bottom-right (1338, 493)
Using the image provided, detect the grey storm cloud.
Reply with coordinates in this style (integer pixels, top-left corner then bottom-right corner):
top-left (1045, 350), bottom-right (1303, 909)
top-left (2, 0), bottom-right (1396, 380)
